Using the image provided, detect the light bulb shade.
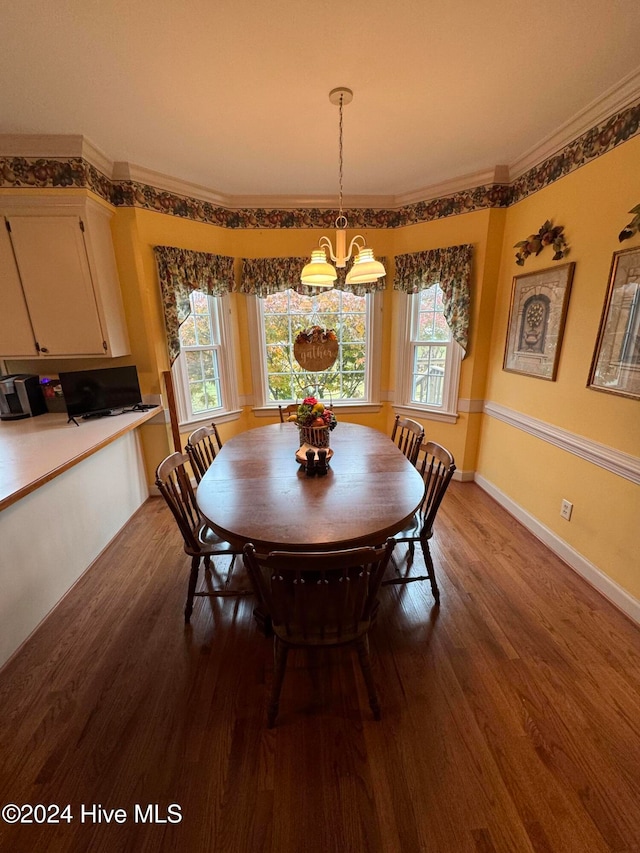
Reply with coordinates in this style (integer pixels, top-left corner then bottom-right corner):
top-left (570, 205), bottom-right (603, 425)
top-left (345, 248), bottom-right (386, 284)
top-left (301, 249), bottom-right (338, 286)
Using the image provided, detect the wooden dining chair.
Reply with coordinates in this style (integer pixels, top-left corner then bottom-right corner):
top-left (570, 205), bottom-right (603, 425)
top-left (390, 414), bottom-right (425, 466)
top-left (155, 452), bottom-right (250, 623)
top-left (278, 404), bottom-right (298, 423)
top-left (185, 422), bottom-right (223, 483)
top-left (243, 538), bottom-right (396, 727)
top-left (382, 441), bottom-right (455, 605)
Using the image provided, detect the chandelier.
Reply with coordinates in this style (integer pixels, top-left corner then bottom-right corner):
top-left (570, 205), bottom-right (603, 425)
top-left (301, 87), bottom-right (386, 287)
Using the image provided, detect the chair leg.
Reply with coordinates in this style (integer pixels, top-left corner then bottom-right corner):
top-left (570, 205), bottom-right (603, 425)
top-left (355, 635), bottom-right (381, 720)
top-left (185, 555), bottom-right (201, 624)
top-left (420, 539), bottom-right (440, 605)
top-left (407, 540), bottom-right (415, 564)
top-left (267, 637), bottom-right (289, 728)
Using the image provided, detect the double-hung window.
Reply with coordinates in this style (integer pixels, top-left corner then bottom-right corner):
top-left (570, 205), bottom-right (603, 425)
top-left (248, 287), bottom-right (382, 408)
top-left (172, 291), bottom-right (238, 426)
top-left (398, 283), bottom-right (462, 422)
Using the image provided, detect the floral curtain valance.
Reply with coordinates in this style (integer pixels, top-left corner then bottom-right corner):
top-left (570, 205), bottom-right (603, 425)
top-left (154, 245), bottom-right (235, 364)
top-left (240, 256), bottom-right (387, 298)
top-left (394, 243), bottom-right (473, 353)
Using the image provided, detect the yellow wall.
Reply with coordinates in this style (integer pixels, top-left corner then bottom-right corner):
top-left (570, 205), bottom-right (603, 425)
top-left (6, 141), bottom-right (638, 606)
top-left (114, 205), bottom-right (504, 477)
top-left (477, 135), bottom-right (640, 598)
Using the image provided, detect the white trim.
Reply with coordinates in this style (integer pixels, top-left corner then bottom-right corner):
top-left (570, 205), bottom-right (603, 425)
top-left (394, 166), bottom-right (510, 208)
top-left (395, 289), bottom-right (463, 420)
top-left (177, 408), bottom-right (242, 431)
top-left (484, 401), bottom-right (640, 485)
top-left (252, 402), bottom-right (383, 418)
top-left (509, 67), bottom-right (640, 180)
top-left (2, 61), bottom-right (639, 211)
top-left (247, 289), bottom-right (382, 408)
top-left (111, 161), bottom-right (231, 208)
top-left (171, 292), bottom-right (239, 425)
top-left (474, 473), bottom-right (640, 626)
top-left (393, 405), bottom-right (458, 425)
top-left (458, 398), bottom-right (485, 414)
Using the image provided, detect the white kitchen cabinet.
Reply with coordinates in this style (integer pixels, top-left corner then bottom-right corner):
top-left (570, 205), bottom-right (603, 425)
top-left (0, 195), bottom-right (130, 358)
top-left (0, 220), bottom-right (36, 357)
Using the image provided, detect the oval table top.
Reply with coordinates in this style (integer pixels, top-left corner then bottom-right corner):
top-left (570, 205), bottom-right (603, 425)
top-left (195, 421), bottom-right (425, 552)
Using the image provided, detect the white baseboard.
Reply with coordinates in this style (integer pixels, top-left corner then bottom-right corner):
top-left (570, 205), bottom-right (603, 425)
top-left (474, 473), bottom-right (640, 626)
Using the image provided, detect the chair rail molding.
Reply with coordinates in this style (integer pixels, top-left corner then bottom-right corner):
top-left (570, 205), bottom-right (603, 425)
top-left (483, 401), bottom-right (640, 485)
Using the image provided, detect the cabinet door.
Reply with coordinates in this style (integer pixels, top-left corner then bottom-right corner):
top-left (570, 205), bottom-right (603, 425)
top-left (0, 222), bottom-right (38, 356)
top-left (7, 216), bottom-right (106, 356)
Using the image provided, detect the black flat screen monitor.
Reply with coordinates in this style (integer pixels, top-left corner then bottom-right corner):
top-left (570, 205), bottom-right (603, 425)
top-left (59, 366), bottom-right (142, 418)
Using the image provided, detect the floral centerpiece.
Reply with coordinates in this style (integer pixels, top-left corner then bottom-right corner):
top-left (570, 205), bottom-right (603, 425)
top-left (286, 395), bottom-right (337, 448)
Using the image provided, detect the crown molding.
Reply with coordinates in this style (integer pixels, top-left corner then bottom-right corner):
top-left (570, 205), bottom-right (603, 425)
top-left (0, 133), bottom-right (86, 157)
top-left (0, 136), bottom-right (513, 210)
top-left (1, 65), bottom-right (639, 215)
top-left (509, 65), bottom-right (640, 180)
top-left (226, 192), bottom-right (396, 211)
top-left (111, 161), bottom-right (231, 207)
top-left (394, 166), bottom-right (510, 207)
top-left (0, 133), bottom-right (114, 178)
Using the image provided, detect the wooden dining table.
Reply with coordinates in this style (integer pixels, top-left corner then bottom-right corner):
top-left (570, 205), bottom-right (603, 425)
top-left (195, 421), bottom-right (426, 553)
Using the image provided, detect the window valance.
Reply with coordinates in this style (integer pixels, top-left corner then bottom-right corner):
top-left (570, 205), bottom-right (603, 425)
top-left (394, 244), bottom-right (472, 353)
top-left (240, 256), bottom-right (387, 298)
top-left (154, 245), bottom-right (235, 364)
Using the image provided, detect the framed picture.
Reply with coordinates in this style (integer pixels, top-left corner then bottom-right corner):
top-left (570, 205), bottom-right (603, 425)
top-left (588, 246), bottom-right (640, 399)
top-left (503, 262), bottom-right (575, 380)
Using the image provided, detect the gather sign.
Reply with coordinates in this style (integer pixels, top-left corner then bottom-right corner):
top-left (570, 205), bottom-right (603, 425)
top-left (293, 326), bottom-right (339, 372)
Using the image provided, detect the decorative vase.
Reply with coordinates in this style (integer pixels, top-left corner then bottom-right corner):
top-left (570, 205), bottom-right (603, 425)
top-left (299, 424), bottom-right (330, 448)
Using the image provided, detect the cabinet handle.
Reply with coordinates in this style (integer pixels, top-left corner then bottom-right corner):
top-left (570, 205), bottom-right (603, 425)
top-left (40, 346), bottom-right (49, 353)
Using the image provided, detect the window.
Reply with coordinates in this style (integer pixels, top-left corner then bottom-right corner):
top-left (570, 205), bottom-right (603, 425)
top-left (249, 288), bottom-right (382, 407)
top-left (172, 291), bottom-right (237, 425)
top-left (398, 284), bottom-right (461, 421)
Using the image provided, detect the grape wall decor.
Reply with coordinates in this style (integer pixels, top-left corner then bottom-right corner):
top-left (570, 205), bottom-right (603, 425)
top-left (619, 204), bottom-right (640, 242)
top-left (514, 220), bottom-right (569, 266)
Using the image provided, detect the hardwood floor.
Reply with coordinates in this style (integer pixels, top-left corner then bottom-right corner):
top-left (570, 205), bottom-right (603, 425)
top-left (1, 482), bottom-right (639, 852)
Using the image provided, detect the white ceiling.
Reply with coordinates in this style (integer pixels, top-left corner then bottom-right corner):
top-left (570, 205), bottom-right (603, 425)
top-left (1, 0), bottom-right (640, 201)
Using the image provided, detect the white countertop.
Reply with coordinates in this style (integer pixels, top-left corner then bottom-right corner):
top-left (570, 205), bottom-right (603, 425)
top-left (0, 408), bottom-right (162, 511)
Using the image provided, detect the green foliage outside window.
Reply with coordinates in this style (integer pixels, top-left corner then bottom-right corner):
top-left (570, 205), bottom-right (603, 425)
top-left (263, 290), bottom-right (367, 402)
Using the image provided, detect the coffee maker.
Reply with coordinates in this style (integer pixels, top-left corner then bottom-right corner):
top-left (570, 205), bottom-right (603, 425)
top-left (0, 374), bottom-right (47, 421)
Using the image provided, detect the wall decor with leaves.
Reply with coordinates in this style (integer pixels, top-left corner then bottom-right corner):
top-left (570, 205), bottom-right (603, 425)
top-left (514, 220), bottom-right (569, 266)
top-left (619, 204), bottom-right (640, 242)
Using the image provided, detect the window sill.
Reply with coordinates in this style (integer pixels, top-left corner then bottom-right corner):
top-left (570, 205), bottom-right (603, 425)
top-left (252, 402), bottom-right (383, 418)
top-left (393, 404), bottom-right (459, 425)
top-left (178, 408), bottom-right (243, 431)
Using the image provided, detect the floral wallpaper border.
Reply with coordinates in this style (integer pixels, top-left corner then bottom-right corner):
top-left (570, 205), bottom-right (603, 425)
top-left (1, 99), bottom-right (639, 228)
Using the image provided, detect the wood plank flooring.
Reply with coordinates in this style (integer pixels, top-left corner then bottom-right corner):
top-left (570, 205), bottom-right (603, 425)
top-left (0, 482), bottom-right (639, 852)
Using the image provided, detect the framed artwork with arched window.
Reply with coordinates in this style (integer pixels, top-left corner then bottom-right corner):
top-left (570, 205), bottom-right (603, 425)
top-left (503, 263), bottom-right (575, 380)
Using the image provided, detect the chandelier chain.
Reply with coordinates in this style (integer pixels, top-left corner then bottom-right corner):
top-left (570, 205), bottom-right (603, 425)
top-left (338, 92), bottom-right (344, 218)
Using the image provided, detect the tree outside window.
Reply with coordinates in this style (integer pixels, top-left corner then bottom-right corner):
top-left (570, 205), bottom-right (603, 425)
top-left (262, 289), bottom-right (368, 402)
top-left (174, 291), bottom-right (226, 421)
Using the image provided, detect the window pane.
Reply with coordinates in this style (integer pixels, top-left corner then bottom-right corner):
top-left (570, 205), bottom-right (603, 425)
top-left (201, 349), bottom-right (215, 379)
top-left (192, 291), bottom-right (209, 313)
top-left (264, 314), bottom-right (290, 343)
top-left (412, 344), bottom-right (446, 406)
top-left (179, 315), bottom-right (196, 347)
top-left (195, 313), bottom-right (212, 346)
top-left (186, 351), bottom-right (203, 382)
top-left (262, 289), bottom-right (367, 402)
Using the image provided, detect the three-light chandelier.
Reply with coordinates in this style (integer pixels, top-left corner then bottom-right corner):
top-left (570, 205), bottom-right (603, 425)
top-left (301, 87), bottom-right (386, 288)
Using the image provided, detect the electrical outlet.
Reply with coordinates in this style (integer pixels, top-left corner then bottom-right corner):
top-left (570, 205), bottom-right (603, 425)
top-left (560, 499), bottom-right (573, 521)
